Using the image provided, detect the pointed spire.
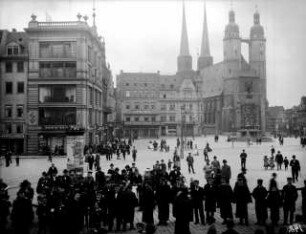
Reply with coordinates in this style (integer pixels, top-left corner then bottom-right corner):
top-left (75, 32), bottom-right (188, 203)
top-left (200, 1), bottom-right (210, 57)
top-left (179, 1), bottom-right (190, 56)
top-left (92, 0), bottom-right (96, 26)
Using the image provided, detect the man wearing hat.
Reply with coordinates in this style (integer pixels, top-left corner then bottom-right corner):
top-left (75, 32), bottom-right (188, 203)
top-left (221, 160), bottom-right (231, 184)
top-left (290, 155), bottom-right (301, 183)
top-left (252, 179), bottom-right (268, 225)
top-left (282, 177), bottom-right (298, 225)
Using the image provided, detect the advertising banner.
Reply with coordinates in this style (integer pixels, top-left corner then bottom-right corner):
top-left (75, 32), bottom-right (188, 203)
top-left (66, 135), bottom-right (85, 172)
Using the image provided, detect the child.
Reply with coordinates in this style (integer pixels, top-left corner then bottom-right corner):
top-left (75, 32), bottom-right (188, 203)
top-left (167, 159), bottom-right (172, 171)
top-left (283, 156), bottom-right (289, 170)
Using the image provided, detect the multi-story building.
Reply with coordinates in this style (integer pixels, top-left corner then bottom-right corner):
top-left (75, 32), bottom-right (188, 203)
top-left (117, 3), bottom-right (267, 138)
top-left (0, 29), bottom-right (28, 154)
top-left (25, 13), bottom-right (113, 155)
top-left (266, 106), bottom-right (286, 136)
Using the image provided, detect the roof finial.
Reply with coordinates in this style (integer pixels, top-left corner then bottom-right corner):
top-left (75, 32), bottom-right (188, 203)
top-left (179, 0), bottom-right (190, 56)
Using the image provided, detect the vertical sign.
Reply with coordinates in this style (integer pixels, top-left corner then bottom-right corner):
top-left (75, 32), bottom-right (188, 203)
top-left (66, 135), bottom-right (85, 172)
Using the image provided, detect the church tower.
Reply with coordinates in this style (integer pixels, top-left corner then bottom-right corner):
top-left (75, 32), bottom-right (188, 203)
top-left (197, 1), bottom-right (213, 71)
top-left (223, 9), bottom-right (241, 77)
top-left (249, 9), bottom-right (266, 81)
top-left (177, 2), bottom-right (192, 73)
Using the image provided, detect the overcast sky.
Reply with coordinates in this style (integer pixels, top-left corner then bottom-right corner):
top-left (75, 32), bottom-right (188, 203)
top-left (0, 0), bottom-right (306, 108)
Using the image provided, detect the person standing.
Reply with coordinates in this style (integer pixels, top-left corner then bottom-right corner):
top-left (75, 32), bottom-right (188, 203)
top-left (217, 177), bottom-right (234, 224)
top-left (87, 153), bottom-right (94, 171)
top-left (252, 179), bottom-right (268, 225)
top-left (142, 182), bottom-right (155, 225)
top-left (233, 176), bottom-right (252, 225)
top-left (155, 178), bottom-right (171, 226)
top-left (239, 150), bottom-right (247, 171)
top-left (203, 160), bottom-right (213, 183)
top-left (203, 178), bottom-right (217, 222)
top-left (275, 151), bottom-right (283, 170)
top-left (132, 146), bottom-right (137, 162)
top-left (282, 177), bottom-right (298, 225)
top-left (15, 154), bottom-right (20, 167)
top-left (211, 156), bottom-right (220, 175)
top-left (186, 153), bottom-right (195, 174)
top-left (221, 160), bottom-right (232, 184)
top-left (190, 180), bottom-right (205, 225)
top-left (289, 155), bottom-right (301, 183)
top-left (302, 180), bottom-right (306, 223)
top-left (173, 187), bottom-right (193, 234)
top-left (284, 157), bottom-right (289, 170)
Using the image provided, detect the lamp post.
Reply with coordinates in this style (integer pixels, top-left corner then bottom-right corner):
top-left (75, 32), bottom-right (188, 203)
top-left (180, 106), bottom-right (186, 159)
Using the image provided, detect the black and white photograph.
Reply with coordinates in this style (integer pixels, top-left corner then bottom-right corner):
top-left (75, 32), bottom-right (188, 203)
top-left (0, 0), bottom-right (306, 233)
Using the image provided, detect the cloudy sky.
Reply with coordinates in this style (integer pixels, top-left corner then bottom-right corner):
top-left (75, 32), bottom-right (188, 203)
top-left (0, 0), bottom-right (306, 108)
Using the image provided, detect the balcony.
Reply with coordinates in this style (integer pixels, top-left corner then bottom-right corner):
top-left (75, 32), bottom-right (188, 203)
top-left (42, 95), bottom-right (75, 103)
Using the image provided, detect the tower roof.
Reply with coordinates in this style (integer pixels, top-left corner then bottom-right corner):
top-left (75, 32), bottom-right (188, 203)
top-left (200, 1), bottom-right (210, 57)
top-left (250, 9), bottom-right (264, 38)
top-left (179, 1), bottom-right (190, 56)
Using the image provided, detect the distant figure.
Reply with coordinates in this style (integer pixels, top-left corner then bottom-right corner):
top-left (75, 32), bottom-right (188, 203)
top-left (275, 151), bottom-right (283, 170)
top-left (283, 157), bottom-right (289, 170)
top-left (252, 179), bottom-right (268, 225)
top-left (186, 153), bottom-right (195, 174)
top-left (289, 155), bottom-right (301, 183)
top-left (132, 146), bottom-right (137, 162)
top-left (282, 177), bottom-right (298, 225)
top-left (239, 149), bottom-right (247, 171)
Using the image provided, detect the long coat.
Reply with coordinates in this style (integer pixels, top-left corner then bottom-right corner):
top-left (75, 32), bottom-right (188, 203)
top-left (267, 189), bottom-right (282, 223)
top-left (217, 184), bottom-right (233, 219)
top-left (203, 184), bottom-right (217, 212)
top-left (142, 185), bottom-right (155, 224)
top-left (282, 184), bottom-right (298, 211)
top-left (252, 185), bottom-right (268, 221)
top-left (155, 183), bottom-right (171, 222)
top-left (173, 191), bottom-right (193, 234)
top-left (233, 183), bottom-right (252, 218)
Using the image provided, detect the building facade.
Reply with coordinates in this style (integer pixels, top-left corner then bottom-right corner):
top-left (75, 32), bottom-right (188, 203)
top-left (25, 14), bottom-right (113, 155)
top-left (0, 29), bottom-right (28, 154)
top-left (117, 3), bottom-right (267, 138)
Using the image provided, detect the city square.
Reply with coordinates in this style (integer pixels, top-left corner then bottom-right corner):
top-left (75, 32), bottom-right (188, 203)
top-left (1, 0), bottom-right (306, 233)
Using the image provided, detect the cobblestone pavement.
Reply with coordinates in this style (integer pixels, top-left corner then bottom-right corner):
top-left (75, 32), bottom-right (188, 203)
top-left (1, 135), bottom-right (306, 234)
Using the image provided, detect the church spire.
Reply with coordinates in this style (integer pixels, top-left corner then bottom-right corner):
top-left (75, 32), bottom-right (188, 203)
top-left (200, 1), bottom-right (210, 57)
top-left (179, 1), bottom-right (190, 56)
top-left (177, 1), bottom-right (192, 73)
top-left (197, 0), bottom-right (213, 70)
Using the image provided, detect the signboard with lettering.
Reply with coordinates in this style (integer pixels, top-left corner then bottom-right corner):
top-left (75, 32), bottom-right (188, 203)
top-left (28, 111), bottom-right (38, 126)
top-left (66, 135), bottom-right (85, 172)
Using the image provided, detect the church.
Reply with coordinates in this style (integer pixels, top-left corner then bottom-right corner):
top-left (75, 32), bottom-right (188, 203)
top-left (116, 2), bottom-right (267, 138)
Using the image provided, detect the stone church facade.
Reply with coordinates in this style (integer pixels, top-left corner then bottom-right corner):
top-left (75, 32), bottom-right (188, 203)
top-left (117, 3), bottom-right (267, 138)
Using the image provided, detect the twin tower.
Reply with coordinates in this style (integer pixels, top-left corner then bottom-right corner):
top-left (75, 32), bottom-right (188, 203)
top-left (177, 2), bottom-right (266, 82)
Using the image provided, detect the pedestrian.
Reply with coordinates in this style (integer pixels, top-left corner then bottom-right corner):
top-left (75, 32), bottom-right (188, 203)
top-left (167, 159), bottom-right (172, 171)
top-left (190, 180), bottom-right (205, 225)
top-left (186, 153), bottom-right (195, 174)
top-left (289, 155), bottom-right (301, 183)
top-left (283, 157), bottom-right (289, 170)
top-left (282, 177), bottom-right (298, 225)
top-left (15, 154), bottom-right (20, 166)
top-left (203, 148), bottom-right (209, 161)
top-left (95, 153), bottom-right (100, 170)
top-left (47, 163), bottom-right (58, 176)
top-left (233, 176), bottom-right (252, 225)
top-left (11, 191), bottom-right (34, 234)
top-left (302, 180), bottom-right (306, 223)
top-left (275, 151), bottom-right (283, 170)
top-left (252, 179), bottom-right (268, 225)
top-left (173, 187), bottom-right (193, 234)
top-left (239, 149), bottom-right (247, 171)
top-left (211, 156), bottom-right (220, 175)
top-left (132, 146), bottom-right (137, 162)
top-left (87, 153), bottom-right (94, 171)
top-left (271, 146), bottom-right (275, 157)
top-left (142, 182), bottom-right (155, 225)
top-left (221, 160), bottom-right (232, 184)
top-left (217, 177), bottom-right (234, 224)
top-left (155, 178), bottom-right (171, 226)
top-left (267, 181), bottom-right (281, 226)
top-left (203, 160), bottom-right (213, 182)
top-left (203, 178), bottom-right (217, 222)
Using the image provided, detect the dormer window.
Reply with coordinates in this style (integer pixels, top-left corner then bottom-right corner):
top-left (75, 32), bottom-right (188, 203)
top-left (7, 45), bottom-right (19, 55)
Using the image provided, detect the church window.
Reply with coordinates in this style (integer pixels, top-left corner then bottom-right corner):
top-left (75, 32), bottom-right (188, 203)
top-left (6, 62), bottom-right (13, 73)
top-left (135, 103), bottom-right (140, 110)
top-left (7, 45), bottom-right (19, 55)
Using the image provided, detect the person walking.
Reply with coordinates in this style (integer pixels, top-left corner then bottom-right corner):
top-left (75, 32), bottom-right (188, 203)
top-left (132, 146), bottom-right (137, 162)
top-left (217, 177), bottom-right (234, 224)
top-left (252, 179), bottom-right (268, 225)
top-left (282, 177), bottom-right (298, 225)
top-left (186, 153), bottom-right (195, 174)
top-left (289, 155), bottom-right (301, 183)
top-left (156, 178), bottom-right (171, 226)
top-left (284, 157), bottom-right (289, 170)
top-left (203, 178), bottom-right (217, 222)
top-left (239, 149), bottom-right (247, 171)
top-left (267, 179), bottom-right (282, 225)
top-left (203, 160), bottom-right (213, 183)
top-left (190, 180), bottom-right (205, 225)
top-left (275, 151), bottom-right (283, 170)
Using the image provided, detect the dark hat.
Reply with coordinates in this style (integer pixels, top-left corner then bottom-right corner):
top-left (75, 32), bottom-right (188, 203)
top-left (110, 163), bottom-right (114, 167)
top-left (88, 170), bottom-right (93, 174)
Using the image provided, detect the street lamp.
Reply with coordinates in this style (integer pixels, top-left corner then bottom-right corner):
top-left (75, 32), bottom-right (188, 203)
top-left (180, 106), bottom-right (186, 159)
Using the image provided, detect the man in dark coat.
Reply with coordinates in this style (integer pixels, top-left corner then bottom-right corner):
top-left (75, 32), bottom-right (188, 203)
top-left (142, 182), bottom-right (155, 225)
top-left (11, 191), bottom-right (34, 234)
top-left (173, 187), bottom-right (193, 234)
top-left (302, 180), bottom-right (306, 223)
top-left (124, 185), bottom-right (138, 230)
top-left (217, 177), bottom-right (233, 224)
top-left (95, 167), bottom-right (106, 189)
top-left (289, 155), bottom-right (301, 183)
top-left (239, 149), bottom-right (247, 171)
top-left (252, 179), bottom-right (268, 225)
top-left (155, 178), bottom-right (171, 225)
top-left (233, 177), bottom-right (252, 225)
top-left (87, 153), bottom-right (95, 171)
top-left (221, 160), bottom-right (232, 184)
top-left (66, 192), bottom-right (85, 234)
top-left (190, 180), bottom-right (205, 225)
top-left (47, 163), bottom-right (58, 176)
top-left (282, 177), bottom-right (298, 225)
top-left (203, 178), bottom-right (217, 222)
top-left (186, 153), bottom-right (195, 174)
top-left (275, 151), bottom-right (283, 170)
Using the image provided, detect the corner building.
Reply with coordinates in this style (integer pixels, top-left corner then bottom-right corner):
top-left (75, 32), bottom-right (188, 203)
top-left (25, 14), bottom-right (113, 154)
top-left (117, 3), bottom-right (267, 138)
